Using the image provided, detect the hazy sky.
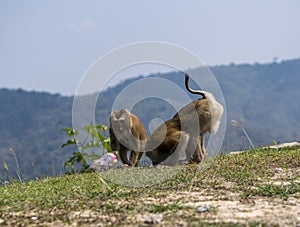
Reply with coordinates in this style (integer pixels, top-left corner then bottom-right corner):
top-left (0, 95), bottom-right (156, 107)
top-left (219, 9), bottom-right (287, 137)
top-left (1, 0), bottom-right (299, 95)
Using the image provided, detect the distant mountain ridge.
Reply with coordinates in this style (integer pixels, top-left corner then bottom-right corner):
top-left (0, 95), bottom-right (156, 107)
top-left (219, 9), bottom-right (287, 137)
top-left (1, 58), bottom-right (299, 180)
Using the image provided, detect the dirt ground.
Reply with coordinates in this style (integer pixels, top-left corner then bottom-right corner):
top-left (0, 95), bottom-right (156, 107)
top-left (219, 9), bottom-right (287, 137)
top-left (165, 191), bottom-right (300, 226)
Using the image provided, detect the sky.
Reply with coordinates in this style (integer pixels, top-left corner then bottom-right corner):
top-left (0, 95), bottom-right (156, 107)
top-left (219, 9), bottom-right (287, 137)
top-left (0, 0), bottom-right (300, 95)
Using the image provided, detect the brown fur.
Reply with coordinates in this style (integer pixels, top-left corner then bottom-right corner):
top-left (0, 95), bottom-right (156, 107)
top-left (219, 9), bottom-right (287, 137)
top-left (109, 109), bottom-right (147, 166)
top-left (145, 74), bottom-right (224, 165)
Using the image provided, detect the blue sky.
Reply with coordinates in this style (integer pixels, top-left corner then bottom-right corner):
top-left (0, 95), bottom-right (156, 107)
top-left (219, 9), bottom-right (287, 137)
top-left (0, 0), bottom-right (299, 95)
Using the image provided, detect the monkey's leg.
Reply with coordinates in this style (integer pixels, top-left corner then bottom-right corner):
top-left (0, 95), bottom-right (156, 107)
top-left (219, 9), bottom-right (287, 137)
top-left (189, 138), bottom-right (202, 163)
top-left (128, 139), bottom-right (141, 166)
top-left (190, 135), bottom-right (205, 163)
top-left (129, 150), bottom-right (140, 166)
top-left (162, 133), bottom-right (190, 166)
top-left (135, 139), bottom-right (147, 166)
top-left (186, 136), bottom-right (201, 163)
top-left (135, 151), bottom-right (144, 167)
top-left (119, 147), bottom-right (130, 165)
top-left (200, 134), bottom-right (206, 159)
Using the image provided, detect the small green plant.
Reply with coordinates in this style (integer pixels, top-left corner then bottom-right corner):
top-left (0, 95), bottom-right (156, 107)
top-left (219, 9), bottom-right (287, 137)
top-left (253, 182), bottom-right (300, 198)
top-left (61, 124), bottom-right (111, 173)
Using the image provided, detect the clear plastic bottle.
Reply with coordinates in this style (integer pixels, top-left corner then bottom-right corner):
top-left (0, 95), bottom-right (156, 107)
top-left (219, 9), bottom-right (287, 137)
top-left (90, 153), bottom-right (118, 172)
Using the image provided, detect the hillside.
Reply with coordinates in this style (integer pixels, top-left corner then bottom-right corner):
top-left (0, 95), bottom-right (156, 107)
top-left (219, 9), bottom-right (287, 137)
top-left (0, 58), bottom-right (300, 180)
top-left (0, 146), bottom-right (299, 226)
top-left (0, 89), bottom-right (73, 179)
top-left (214, 59), bottom-right (300, 149)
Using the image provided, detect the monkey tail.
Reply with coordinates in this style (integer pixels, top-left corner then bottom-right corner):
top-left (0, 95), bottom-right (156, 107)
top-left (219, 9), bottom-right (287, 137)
top-left (185, 74), bottom-right (206, 98)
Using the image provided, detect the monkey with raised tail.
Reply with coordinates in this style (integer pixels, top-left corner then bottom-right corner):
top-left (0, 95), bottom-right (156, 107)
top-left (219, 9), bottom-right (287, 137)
top-left (145, 74), bottom-right (224, 165)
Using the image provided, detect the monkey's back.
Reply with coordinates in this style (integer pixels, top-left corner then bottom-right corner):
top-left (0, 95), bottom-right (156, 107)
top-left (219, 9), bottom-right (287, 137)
top-left (172, 98), bottom-right (212, 134)
top-left (130, 113), bottom-right (147, 140)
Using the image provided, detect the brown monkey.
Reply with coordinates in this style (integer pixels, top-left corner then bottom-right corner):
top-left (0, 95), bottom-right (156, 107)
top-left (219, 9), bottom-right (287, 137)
top-left (109, 109), bottom-right (147, 167)
top-left (145, 74), bottom-right (224, 165)
top-left (145, 116), bottom-right (190, 165)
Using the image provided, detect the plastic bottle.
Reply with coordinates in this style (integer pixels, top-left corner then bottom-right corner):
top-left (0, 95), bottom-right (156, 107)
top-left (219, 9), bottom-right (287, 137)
top-left (90, 153), bottom-right (118, 172)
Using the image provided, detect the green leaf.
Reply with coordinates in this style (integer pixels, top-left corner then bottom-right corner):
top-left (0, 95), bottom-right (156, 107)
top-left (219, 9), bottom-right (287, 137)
top-left (61, 139), bottom-right (77, 148)
top-left (62, 128), bottom-right (78, 136)
top-left (97, 131), bottom-right (105, 143)
top-left (61, 124), bottom-right (110, 173)
top-left (95, 124), bottom-right (108, 131)
top-left (104, 143), bottom-right (112, 153)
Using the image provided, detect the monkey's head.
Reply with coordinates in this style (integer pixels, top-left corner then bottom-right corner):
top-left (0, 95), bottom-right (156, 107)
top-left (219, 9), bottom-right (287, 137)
top-left (110, 109), bottom-right (132, 134)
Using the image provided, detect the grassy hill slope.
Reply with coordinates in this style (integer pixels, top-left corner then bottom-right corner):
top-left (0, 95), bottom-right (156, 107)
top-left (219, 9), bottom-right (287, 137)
top-left (1, 146), bottom-right (299, 226)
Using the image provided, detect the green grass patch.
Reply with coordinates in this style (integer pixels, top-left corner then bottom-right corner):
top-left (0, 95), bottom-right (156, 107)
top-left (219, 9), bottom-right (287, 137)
top-left (0, 146), bottom-right (299, 225)
top-left (252, 182), bottom-right (300, 198)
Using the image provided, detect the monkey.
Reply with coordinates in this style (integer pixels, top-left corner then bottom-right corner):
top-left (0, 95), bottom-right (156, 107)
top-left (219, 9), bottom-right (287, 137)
top-left (109, 109), bottom-right (147, 167)
top-left (184, 74), bottom-right (223, 135)
top-left (145, 116), bottom-right (191, 165)
top-left (179, 74), bottom-right (224, 162)
top-left (145, 74), bottom-right (224, 165)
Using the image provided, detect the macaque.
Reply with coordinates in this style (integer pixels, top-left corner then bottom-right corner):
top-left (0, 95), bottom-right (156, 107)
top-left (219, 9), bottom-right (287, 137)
top-left (145, 74), bottom-right (224, 165)
top-left (109, 109), bottom-right (147, 166)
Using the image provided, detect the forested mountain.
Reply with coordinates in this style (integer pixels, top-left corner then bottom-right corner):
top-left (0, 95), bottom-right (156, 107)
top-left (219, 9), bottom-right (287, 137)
top-left (1, 58), bottom-right (299, 180)
top-left (0, 89), bottom-right (73, 179)
top-left (214, 60), bottom-right (300, 150)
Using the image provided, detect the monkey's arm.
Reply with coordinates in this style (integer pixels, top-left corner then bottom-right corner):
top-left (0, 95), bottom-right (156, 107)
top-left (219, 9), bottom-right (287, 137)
top-left (109, 127), bottom-right (119, 152)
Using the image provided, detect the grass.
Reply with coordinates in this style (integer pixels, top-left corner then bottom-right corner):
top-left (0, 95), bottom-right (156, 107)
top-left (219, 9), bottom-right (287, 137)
top-left (252, 182), bottom-right (300, 198)
top-left (0, 146), bottom-right (299, 226)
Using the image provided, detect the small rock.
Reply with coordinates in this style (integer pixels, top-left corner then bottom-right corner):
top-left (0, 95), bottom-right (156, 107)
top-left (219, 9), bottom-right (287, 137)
top-left (274, 167), bottom-right (283, 172)
top-left (229, 151), bottom-right (244, 155)
top-left (80, 210), bottom-right (92, 218)
top-left (197, 205), bottom-right (210, 213)
top-left (143, 214), bottom-right (163, 224)
top-left (110, 216), bottom-right (117, 223)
